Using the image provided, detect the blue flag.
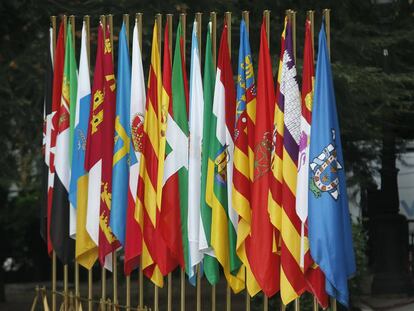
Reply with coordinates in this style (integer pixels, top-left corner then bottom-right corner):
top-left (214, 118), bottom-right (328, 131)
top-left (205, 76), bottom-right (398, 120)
top-left (308, 22), bottom-right (356, 307)
top-left (110, 23), bottom-right (131, 245)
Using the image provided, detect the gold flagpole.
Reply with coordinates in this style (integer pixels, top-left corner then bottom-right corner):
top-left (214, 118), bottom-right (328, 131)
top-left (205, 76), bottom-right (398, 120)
top-left (210, 11), bottom-right (217, 311)
top-left (123, 13), bottom-right (130, 43)
top-left (309, 10), bottom-right (316, 311)
top-left (99, 20), bottom-right (106, 307)
top-left (156, 14), bottom-right (162, 54)
top-left (139, 265), bottom-right (144, 309)
top-left (291, 10), bottom-right (297, 63)
top-left (99, 19), bottom-right (107, 311)
top-left (242, 9), bottom-right (251, 311)
top-left (210, 12), bottom-right (217, 68)
top-left (50, 17), bottom-right (57, 311)
top-left (178, 10), bottom-right (187, 309)
top-left (167, 13), bottom-right (173, 61)
top-left (195, 12), bottom-right (202, 63)
top-left (180, 13), bottom-right (186, 59)
top-left (330, 297), bottom-right (337, 311)
top-left (52, 251), bottom-right (57, 311)
top-left (123, 14), bottom-right (130, 311)
top-left (137, 11), bottom-right (144, 311)
top-left (308, 10), bottom-right (315, 61)
top-left (166, 12), bottom-right (173, 311)
top-left (196, 265), bottom-right (201, 311)
top-left (180, 269), bottom-right (185, 311)
top-left (194, 11), bottom-right (203, 310)
top-left (88, 269), bottom-right (93, 311)
top-left (69, 16), bottom-right (79, 311)
top-left (154, 15), bottom-right (162, 311)
top-left (113, 254), bottom-right (118, 308)
top-left (323, 9), bottom-right (331, 59)
top-left (225, 11), bottom-right (231, 53)
top-left (64, 264), bottom-right (68, 311)
top-left (226, 286), bottom-right (231, 311)
top-left (224, 13), bottom-right (232, 311)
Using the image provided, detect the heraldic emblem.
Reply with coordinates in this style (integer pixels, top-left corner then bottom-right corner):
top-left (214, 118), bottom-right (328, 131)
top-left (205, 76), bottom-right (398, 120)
top-left (309, 129), bottom-right (342, 200)
top-left (131, 113), bottom-right (144, 153)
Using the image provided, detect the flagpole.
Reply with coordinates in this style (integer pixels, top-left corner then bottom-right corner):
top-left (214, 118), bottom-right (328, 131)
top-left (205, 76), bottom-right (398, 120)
top-left (180, 269), bottom-right (185, 311)
top-left (210, 12), bottom-right (217, 68)
top-left (330, 297), bottom-right (337, 311)
top-left (225, 12), bottom-right (231, 54)
top-left (99, 14), bottom-right (107, 310)
top-left (224, 11), bottom-right (232, 311)
top-left (136, 13), bottom-right (144, 309)
top-left (64, 264), bottom-right (68, 311)
top-left (123, 13), bottom-right (130, 44)
top-left (101, 267), bottom-right (106, 310)
top-left (243, 9), bottom-right (251, 311)
top-left (167, 13), bottom-right (173, 61)
top-left (88, 269), bottom-right (93, 311)
top-left (291, 10), bottom-right (297, 63)
top-left (50, 16), bottom-right (56, 311)
top-left (52, 251), bottom-right (57, 311)
top-left (180, 13), bottom-right (186, 59)
top-left (196, 265), bottom-right (201, 311)
top-left (83, 14), bottom-right (93, 311)
top-left (209, 11), bottom-right (217, 311)
top-left (195, 12), bottom-right (202, 63)
top-left (123, 12), bottom-right (131, 311)
top-left (139, 263), bottom-right (144, 309)
top-left (323, 9), bottom-right (331, 59)
top-left (292, 10), bottom-right (300, 311)
top-left (69, 16), bottom-right (80, 311)
top-left (307, 10), bottom-right (315, 61)
top-left (165, 12), bottom-right (173, 311)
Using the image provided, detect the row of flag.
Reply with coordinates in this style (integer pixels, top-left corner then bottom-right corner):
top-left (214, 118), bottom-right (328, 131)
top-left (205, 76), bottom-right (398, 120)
top-left (41, 14), bottom-right (356, 307)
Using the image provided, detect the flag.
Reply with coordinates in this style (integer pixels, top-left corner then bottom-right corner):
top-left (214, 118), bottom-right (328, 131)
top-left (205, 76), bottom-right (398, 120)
top-left (232, 19), bottom-right (260, 297)
top-left (297, 18), bottom-right (328, 308)
top-left (85, 24), bottom-right (104, 267)
top-left (248, 19), bottom-right (280, 297)
top-left (273, 19), bottom-right (307, 304)
top-left (160, 20), bottom-right (189, 277)
top-left (110, 23), bottom-right (131, 246)
top-left (51, 22), bottom-right (77, 264)
top-left (124, 20), bottom-right (146, 275)
top-left (187, 20), bottom-right (204, 282)
top-left (199, 22), bottom-right (220, 285)
top-left (135, 21), bottom-right (166, 287)
top-left (98, 24), bottom-right (120, 269)
top-left (71, 21), bottom-right (97, 269)
top-left (206, 23), bottom-right (244, 293)
top-left (47, 22), bottom-right (65, 256)
top-left (41, 27), bottom-right (53, 244)
top-left (308, 21), bottom-right (356, 307)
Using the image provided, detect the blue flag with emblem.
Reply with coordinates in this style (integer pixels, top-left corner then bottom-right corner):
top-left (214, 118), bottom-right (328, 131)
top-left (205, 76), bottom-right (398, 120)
top-left (308, 21), bottom-right (356, 307)
top-left (110, 23), bottom-right (131, 245)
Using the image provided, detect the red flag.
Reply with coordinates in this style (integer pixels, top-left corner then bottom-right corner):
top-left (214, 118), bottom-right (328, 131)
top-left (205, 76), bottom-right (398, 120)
top-left (99, 24), bottom-right (120, 268)
top-left (247, 19), bottom-right (280, 297)
top-left (47, 22), bottom-right (65, 256)
top-left (159, 20), bottom-right (186, 270)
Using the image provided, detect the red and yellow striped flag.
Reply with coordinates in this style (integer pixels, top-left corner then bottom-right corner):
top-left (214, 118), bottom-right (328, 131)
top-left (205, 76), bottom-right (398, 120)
top-left (135, 20), bottom-right (166, 287)
top-left (270, 18), bottom-right (306, 304)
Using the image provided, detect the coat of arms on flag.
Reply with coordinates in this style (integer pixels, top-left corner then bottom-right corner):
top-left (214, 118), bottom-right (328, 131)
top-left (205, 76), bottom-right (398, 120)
top-left (309, 129), bottom-right (343, 200)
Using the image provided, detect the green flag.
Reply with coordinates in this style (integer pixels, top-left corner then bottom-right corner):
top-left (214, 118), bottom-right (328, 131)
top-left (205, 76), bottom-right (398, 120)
top-left (200, 22), bottom-right (219, 285)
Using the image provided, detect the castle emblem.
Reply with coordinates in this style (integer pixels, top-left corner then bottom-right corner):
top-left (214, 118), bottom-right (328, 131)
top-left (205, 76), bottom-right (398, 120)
top-left (309, 129), bottom-right (342, 200)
